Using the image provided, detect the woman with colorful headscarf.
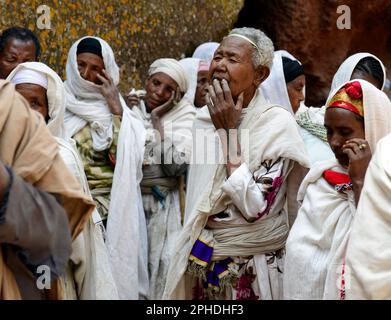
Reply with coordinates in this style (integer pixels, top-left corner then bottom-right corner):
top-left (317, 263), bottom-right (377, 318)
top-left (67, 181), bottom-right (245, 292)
top-left (63, 36), bottom-right (148, 300)
top-left (7, 61), bottom-right (119, 299)
top-left (130, 58), bottom-right (196, 299)
top-left (283, 79), bottom-right (391, 300)
top-left (296, 53), bottom-right (387, 166)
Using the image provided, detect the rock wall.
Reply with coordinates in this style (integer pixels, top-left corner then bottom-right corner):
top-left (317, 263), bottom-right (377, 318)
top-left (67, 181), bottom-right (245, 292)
top-left (0, 0), bottom-right (243, 92)
top-left (235, 0), bottom-right (391, 106)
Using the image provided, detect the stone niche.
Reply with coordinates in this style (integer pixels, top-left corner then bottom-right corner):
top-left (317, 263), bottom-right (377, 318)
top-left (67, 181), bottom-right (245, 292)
top-left (235, 0), bottom-right (391, 106)
top-left (0, 0), bottom-right (243, 93)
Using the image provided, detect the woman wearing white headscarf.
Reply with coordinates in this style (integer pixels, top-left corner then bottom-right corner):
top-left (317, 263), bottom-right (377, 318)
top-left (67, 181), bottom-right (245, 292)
top-left (7, 61), bottom-right (119, 299)
top-left (296, 53), bottom-right (387, 166)
top-left (283, 79), bottom-right (391, 300)
top-left (179, 57), bottom-right (210, 110)
top-left (131, 58), bottom-right (196, 299)
top-left (260, 50), bottom-right (305, 115)
top-left (63, 36), bottom-right (149, 300)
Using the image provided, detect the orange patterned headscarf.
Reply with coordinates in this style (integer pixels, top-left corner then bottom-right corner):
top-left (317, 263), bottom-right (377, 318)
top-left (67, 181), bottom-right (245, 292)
top-left (327, 81), bottom-right (364, 117)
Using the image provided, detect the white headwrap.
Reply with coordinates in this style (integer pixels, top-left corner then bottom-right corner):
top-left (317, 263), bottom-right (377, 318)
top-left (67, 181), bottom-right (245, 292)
top-left (63, 36), bottom-right (149, 300)
top-left (192, 42), bottom-right (219, 64)
top-left (10, 68), bottom-right (48, 89)
top-left (7, 62), bottom-right (66, 139)
top-left (148, 58), bottom-right (188, 94)
top-left (260, 50), bottom-right (304, 114)
top-left (330, 52), bottom-right (386, 93)
top-left (179, 57), bottom-right (200, 105)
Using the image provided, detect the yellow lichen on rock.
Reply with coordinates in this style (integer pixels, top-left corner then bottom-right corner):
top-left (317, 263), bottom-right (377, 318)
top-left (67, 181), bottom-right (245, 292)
top-left (0, 0), bottom-right (244, 92)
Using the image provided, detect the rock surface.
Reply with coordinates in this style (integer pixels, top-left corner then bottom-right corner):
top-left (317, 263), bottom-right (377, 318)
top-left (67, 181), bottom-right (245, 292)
top-left (0, 0), bottom-right (243, 92)
top-left (235, 0), bottom-right (391, 106)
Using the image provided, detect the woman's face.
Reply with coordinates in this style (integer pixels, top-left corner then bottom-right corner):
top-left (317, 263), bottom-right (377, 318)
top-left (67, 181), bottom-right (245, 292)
top-left (209, 37), bottom-right (267, 99)
top-left (194, 70), bottom-right (209, 108)
top-left (324, 107), bottom-right (365, 167)
top-left (76, 52), bottom-right (105, 85)
top-left (144, 72), bottom-right (178, 111)
top-left (15, 83), bottom-right (49, 122)
top-left (287, 74), bottom-right (305, 113)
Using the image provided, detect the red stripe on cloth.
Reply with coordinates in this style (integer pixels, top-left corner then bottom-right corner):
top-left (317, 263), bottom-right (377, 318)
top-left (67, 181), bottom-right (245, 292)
top-left (328, 100), bottom-right (362, 117)
top-left (323, 169), bottom-right (351, 186)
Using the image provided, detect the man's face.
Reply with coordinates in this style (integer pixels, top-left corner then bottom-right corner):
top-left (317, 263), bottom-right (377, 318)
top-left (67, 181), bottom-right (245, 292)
top-left (76, 52), bottom-right (105, 85)
top-left (0, 38), bottom-right (37, 79)
top-left (209, 37), bottom-right (260, 99)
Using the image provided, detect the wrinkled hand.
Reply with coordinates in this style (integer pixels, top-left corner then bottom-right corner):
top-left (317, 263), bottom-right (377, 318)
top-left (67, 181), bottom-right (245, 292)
top-left (343, 138), bottom-right (372, 183)
top-left (206, 79), bottom-right (244, 131)
top-left (97, 69), bottom-right (122, 115)
top-left (150, 87), bottom-right (181, 119)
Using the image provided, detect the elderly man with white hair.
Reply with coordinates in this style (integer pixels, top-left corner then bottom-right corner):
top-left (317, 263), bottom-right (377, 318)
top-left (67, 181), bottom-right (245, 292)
top-left (163, 27), bottom-right (309, 300)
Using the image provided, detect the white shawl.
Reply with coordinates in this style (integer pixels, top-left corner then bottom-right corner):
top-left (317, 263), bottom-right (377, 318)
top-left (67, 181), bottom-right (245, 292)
top-left (63, 36), bottom-right (120, 151)
top-left (330, 52), bottom-right (386, 93)
top-left (164, 89), bottom-right (309, 299)
top-left (132, 99), bottom-right (195, 164)
top-left (179, 57), bottom-right (200, 106)
top-left (283, 159), bottom-right (356, 300)
top-left (345, 133), bottom-right (391, 299)
top-left (63, 37), bottom-right (148, 300)
top-left (192, 42), bottom-right (219, 63)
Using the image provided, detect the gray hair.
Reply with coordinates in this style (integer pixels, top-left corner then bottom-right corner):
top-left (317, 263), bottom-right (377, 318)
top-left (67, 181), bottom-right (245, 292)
top-left (228, 27), bottom-right (274, 70)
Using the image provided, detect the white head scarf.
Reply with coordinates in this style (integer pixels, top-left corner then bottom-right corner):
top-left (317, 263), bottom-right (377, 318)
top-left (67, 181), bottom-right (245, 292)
top-left (11, 68), bottom-right (48, 89)
top-left (7, 61), bottom-right (66, 139)
top-left (260, 50), bottom-right (304, 114)
top-left (148, 58), bottom-right (188, 93)
top-left (330, 52), bottom-right (386, 93)
top-left (192, 42), bottom-right (219, 64)
top-left (64, 36), bottom-right (119, 151)
top-left (179, 57), bottom-right (201, 105)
